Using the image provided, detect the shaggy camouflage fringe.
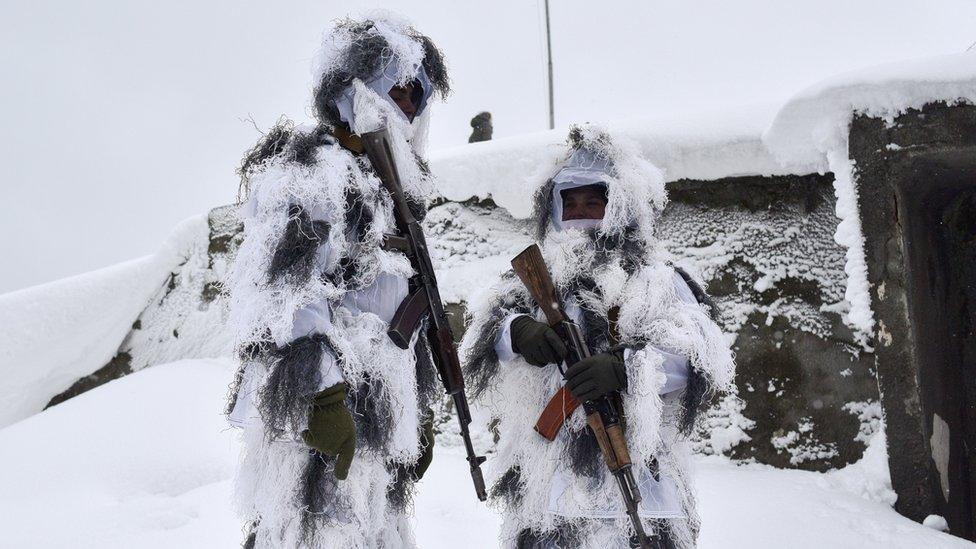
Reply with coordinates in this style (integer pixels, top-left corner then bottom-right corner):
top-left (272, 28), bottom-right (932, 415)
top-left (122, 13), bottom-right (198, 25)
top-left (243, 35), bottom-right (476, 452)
top-left (268, 205), bottom-right (331, 284)
top-left (312, 18), bottom-right (450, 128)
top-left (672, 266), bottom-right (718, 434)
top-left (237, 122), bottom-right (333, 202)
top-left (298, 450), bottom-right (348, 544)
top-left (413, 321), bottom-right (441, 411)
top-left (491, 466), bottom-right (525, 508)
top-left (514, 522), bottom-right (582, 549)
top-left (463, 273), bottom-right (530, 399)
top-left (257, 334), bottom-right (334, 436)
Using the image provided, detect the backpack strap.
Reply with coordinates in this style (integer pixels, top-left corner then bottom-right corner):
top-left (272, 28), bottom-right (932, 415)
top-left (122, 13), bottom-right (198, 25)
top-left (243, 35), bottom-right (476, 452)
top-left (671, 264), bottom-right (718, 320)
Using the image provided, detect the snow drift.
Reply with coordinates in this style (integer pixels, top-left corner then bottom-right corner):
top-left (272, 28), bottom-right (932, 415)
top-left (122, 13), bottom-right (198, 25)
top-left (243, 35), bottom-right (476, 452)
top-left (0, 216), bottom-right (207, 429)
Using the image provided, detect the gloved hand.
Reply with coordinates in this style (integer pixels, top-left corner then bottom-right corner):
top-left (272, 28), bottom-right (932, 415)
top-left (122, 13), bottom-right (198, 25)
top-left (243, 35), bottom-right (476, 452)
top-left (411, 414), bottom-right (435, 481)
top-left (510, 315), bottom-right (567, 367)
top-left (301, 383), bottom-right (356, 480)
top-left (565, 349), bottom-right (627, 402)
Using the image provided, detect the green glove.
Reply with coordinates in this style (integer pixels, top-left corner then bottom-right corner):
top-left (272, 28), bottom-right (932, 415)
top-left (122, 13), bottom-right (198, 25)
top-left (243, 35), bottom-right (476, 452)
top-left (510, 315), bottom-right (568, 367)
top-left (301, 383), bottom-right (356, 480)
top-left (565, 350), bottom-right (627, 402)
top-left (411, 414), bottom-right (435, 481)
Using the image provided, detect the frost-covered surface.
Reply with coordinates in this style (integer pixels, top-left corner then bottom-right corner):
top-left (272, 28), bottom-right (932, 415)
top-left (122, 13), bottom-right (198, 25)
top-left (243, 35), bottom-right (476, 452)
top-left (0, 216), bottom-right (204, 429)
top-left (762, 51), bottom-right (976, 345)
top-left (116, 207), bottom-right (238, 374)
top-left (659, 188), bottom-right (847, 339)
top-left (424, 201), bottom-right (533, 303)
top-left (0, 359), bottom-right (967, 548)
top-left (692, 394), bottom-right (756, 457)
top-left (770, 417), bottom-right (841, 466)
top-left (844, 400), bottom-right (884, 445)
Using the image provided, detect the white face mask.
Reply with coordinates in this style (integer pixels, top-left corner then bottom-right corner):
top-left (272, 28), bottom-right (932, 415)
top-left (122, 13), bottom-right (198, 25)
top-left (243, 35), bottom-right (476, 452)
top-left (559, 218), bottom-right (602, 231)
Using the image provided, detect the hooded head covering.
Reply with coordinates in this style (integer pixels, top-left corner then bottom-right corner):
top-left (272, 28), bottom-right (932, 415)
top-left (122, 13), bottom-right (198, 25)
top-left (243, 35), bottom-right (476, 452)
top-left (311, 15), bottom-right (450, 133)
top-left (550, 147), bottom-right (612, 231)
top-left (532, 124), bottom-right (668, 258)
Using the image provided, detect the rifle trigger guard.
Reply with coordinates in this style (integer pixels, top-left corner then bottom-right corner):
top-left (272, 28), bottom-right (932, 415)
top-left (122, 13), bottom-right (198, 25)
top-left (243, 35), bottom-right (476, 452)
top-left (381, 234), bottom-right (412, 254)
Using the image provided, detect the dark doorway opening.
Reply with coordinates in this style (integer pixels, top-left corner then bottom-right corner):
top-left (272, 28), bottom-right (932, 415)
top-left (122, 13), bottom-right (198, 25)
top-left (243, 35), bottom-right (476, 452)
top-left (896, 149), bottom-right (976, 540)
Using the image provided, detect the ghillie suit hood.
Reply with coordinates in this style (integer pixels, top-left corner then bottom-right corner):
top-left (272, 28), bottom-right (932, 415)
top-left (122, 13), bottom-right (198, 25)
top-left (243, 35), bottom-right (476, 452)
top-left (312, 14), bottom-right (449, 151)
top-left (461, 125), bottom-right (735, 549)
top-left (226, 14), bottom-right (445, 549)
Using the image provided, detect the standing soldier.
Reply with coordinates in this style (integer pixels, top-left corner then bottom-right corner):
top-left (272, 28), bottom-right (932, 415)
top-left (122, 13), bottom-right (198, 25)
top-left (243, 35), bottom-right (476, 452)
top-left (225, 15), bottom-right (450, 548)
top-left (462, 125), bottom-right (736, 548)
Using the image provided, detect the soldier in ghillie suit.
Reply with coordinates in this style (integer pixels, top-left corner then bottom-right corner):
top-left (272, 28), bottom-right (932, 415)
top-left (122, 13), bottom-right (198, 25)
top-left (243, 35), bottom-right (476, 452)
top-left (461, 125), bottom-right (735, 548)
top-left (225, 14), bottom-right (449, 548)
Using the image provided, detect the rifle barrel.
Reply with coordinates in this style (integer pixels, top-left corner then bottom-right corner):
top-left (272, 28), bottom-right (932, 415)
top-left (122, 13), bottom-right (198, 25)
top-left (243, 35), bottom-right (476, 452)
top-left (361, 128), bottom-right (487, 502)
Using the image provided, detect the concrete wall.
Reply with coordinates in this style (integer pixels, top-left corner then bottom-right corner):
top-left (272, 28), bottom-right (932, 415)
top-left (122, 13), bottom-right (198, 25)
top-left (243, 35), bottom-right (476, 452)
top-left (662, 174), bottom-right (878, 470)
top-left (851, 101), bottom-right (976, 539)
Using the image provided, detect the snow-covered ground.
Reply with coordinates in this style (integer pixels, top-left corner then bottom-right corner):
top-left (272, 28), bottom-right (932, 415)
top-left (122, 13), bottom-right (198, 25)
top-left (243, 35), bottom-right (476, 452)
top-left (0, 359), bottom-right (969, 548)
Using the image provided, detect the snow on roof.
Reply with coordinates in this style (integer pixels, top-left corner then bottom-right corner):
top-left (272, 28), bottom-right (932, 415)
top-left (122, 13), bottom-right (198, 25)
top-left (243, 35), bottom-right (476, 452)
top-left (430, 103), bottom-right (791, 218)
top-left (764, 50), bottom-right (976, 171)
top-left (431, 51), bottom-right (976, 218)
top-left (431, 51), bottom-right (976, 348)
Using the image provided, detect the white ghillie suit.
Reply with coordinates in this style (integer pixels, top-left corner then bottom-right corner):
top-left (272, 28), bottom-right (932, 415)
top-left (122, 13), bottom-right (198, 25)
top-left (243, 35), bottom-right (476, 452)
top-left (224, 15), bottom-right (450, 549)
top-left (461, 126), bottom-right (736, 549)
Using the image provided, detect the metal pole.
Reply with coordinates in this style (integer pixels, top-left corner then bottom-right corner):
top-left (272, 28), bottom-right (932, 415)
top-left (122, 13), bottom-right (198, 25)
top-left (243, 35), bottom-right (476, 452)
top-left (544, 0), bottom-right (555, 130)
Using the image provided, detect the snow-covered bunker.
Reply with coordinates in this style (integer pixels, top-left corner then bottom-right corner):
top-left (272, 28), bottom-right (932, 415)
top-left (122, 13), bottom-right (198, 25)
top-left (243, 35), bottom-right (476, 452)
top-left (8, 51), bottom-right (974, 540)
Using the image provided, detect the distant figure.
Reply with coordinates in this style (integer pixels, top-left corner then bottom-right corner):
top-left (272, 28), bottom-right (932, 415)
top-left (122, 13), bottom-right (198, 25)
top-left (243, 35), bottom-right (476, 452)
top-left (469, 111), bottom-right (493, 143)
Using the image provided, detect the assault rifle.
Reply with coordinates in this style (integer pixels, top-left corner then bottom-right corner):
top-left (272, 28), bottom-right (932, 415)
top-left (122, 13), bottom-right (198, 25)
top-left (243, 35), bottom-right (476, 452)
top-left (511, 244), bottom-right (652, 548)
top-left (360, 128), bottom-right (487, 502)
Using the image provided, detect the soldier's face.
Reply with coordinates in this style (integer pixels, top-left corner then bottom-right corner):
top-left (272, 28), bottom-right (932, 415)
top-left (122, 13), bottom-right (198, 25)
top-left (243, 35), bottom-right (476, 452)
top-left (561, 185), bottom-right (607, 221)
top-left (388, 83), bottom-right (418, 121)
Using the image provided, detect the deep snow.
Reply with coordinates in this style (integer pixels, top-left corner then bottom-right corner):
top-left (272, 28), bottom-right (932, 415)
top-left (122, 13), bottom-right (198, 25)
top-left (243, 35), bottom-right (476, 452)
top-left (0, 359), bottom-right (970, 548)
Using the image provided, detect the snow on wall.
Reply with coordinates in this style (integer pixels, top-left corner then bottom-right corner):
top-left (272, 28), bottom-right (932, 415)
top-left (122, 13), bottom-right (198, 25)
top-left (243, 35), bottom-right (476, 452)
top-left (433, 51), bottom-right (976, 348)
top-left (764, 51), bottom-right (976, 171)
top-left (425, 201), bottom-right (534, 303)
top-left (116, 207), bottom-right (238, 374)
top-left (661, 184), bottom-right (847, 340)
top-left (0, 216), bottom-right (205, 429)
top-left (763, 50), bottom-right (976, 344)
top-left (430, 103), bottom-right (796, 218)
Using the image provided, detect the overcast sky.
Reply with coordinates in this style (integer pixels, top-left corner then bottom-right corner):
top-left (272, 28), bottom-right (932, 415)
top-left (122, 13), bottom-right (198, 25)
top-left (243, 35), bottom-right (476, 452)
top-left (2, 0), bottom-right (975, 293)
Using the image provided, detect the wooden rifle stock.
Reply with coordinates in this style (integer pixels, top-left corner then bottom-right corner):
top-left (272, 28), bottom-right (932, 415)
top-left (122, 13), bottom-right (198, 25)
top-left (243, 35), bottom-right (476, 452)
top-left (511, 245), bottom-right (584, 439)
top-left (511, 244), bottom-right (652, 548)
